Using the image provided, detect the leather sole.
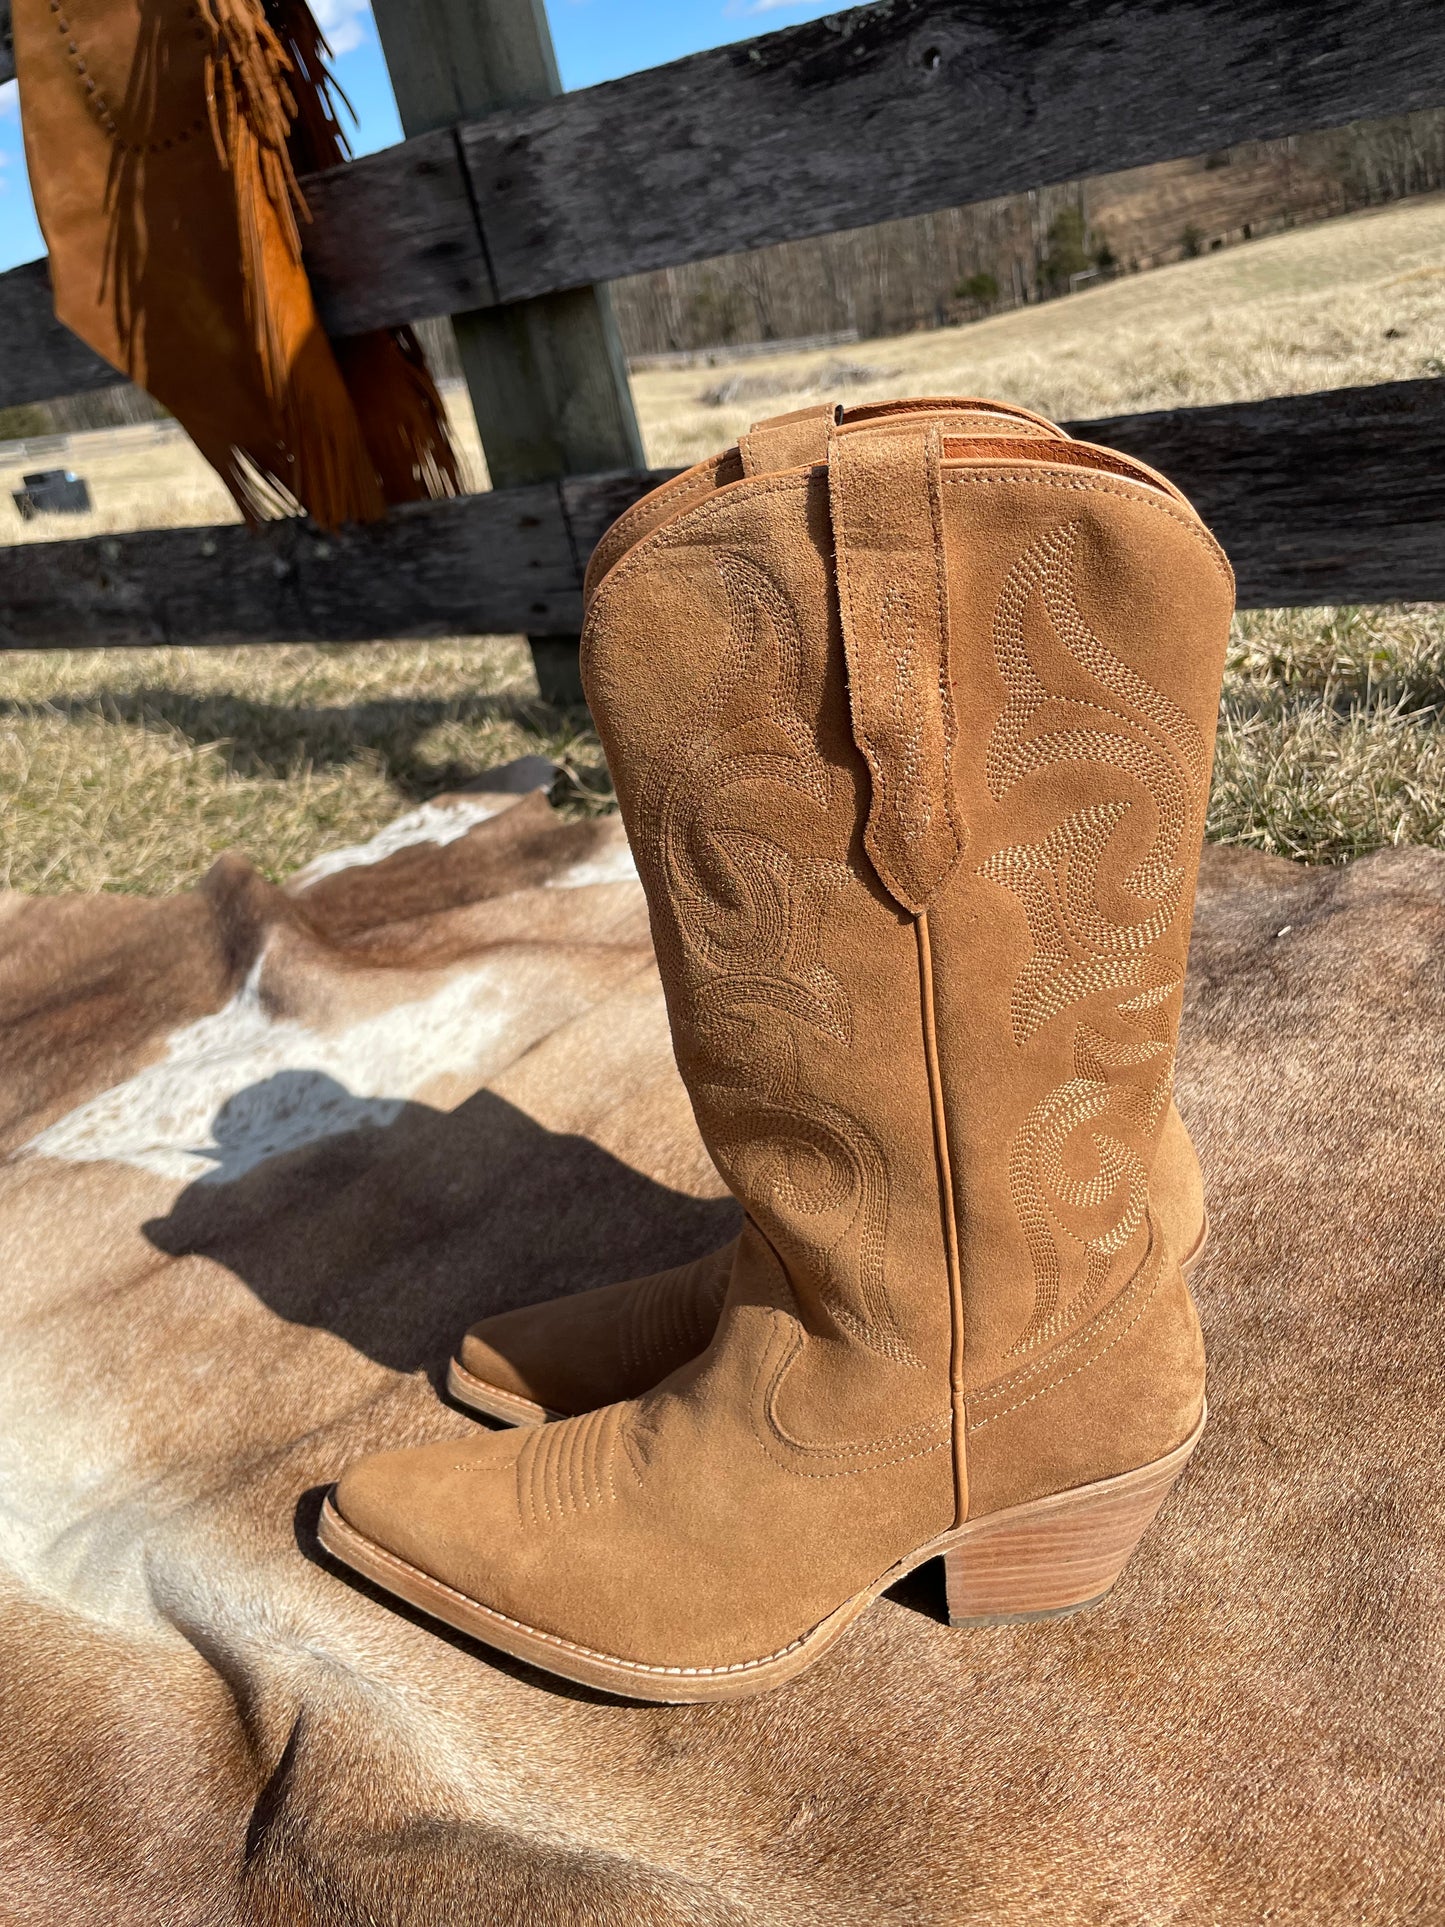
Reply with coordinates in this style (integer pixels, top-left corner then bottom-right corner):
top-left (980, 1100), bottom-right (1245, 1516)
top-left (316, 1405), bottom-right (1205, 1704)
top-left (446, 1356), bottom-right (560, 1425)
top-left (444, 1214), bottom-right (1212, 1430)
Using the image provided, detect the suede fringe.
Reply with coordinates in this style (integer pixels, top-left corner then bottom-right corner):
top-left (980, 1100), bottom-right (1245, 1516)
top-left (198, 0), bottom-right (460, 525)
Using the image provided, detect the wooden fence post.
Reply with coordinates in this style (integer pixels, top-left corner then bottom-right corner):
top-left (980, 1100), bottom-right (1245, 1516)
top-left (368, 0), bottom-right (645, 704)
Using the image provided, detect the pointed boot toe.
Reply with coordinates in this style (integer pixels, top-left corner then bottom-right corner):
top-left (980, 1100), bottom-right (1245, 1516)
top-left (323, 1424), bottom-right (557, 1643)
top-left (329, 1441), bottom-right (441, 1565)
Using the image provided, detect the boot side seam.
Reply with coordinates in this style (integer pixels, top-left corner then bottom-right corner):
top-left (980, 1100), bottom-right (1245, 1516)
top-left (918, 910), bottom-right (970, 1527)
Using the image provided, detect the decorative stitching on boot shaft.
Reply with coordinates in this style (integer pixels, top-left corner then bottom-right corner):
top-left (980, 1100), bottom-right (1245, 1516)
top-left (620, 540), bottom-right (920, 1376)
top-left (966, 1233), bottom-right (1168, 1430)
top-left (974, 518), bottom-right (1210, 1354)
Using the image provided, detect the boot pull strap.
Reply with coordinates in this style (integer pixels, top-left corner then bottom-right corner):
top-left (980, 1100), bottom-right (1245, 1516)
top-left (738, 404), bottom-right (839, 475)
top-left (827, 417), bottom-right (965, 915)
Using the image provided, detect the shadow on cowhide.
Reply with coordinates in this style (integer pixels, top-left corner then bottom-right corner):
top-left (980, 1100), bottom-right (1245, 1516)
top-left (144, 1077), bottom-right (737, 1376)
top-left (0, 795), bottom-right (1439, 1926)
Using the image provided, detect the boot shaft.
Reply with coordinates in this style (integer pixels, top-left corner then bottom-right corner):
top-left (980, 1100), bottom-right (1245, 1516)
top-left (582, 413), bottom-right (1232, 1460)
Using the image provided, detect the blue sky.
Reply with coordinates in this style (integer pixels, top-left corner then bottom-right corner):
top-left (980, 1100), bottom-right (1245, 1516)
top-left (0, 0), bottom-right (843, 272)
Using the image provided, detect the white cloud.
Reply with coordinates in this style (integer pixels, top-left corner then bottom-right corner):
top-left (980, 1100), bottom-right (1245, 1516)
top-left (309, 0), bottom-right (372, 57)
top-left (0, 80), bottom-right (19, 118)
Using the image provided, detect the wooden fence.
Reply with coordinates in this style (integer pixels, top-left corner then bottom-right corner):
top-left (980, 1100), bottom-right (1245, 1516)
top-left (3, 0), bottom-right (1444, 668)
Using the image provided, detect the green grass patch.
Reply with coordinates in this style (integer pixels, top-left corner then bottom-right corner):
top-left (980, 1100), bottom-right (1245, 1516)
top-left (1, 608), bottom-right (1442, 894)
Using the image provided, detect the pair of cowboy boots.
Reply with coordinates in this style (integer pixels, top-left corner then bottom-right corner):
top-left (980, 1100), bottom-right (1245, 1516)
top-left (320, 395), bottom-right (1233, 1702)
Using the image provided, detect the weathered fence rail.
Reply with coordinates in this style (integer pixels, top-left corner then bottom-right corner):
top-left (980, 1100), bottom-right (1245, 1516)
top-left (6, 377), bottom-right (1442, 651)
top-left (2, 0), bottom-right (1444, 646)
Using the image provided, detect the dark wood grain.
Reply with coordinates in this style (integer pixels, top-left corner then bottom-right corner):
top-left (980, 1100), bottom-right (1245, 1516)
top-left (298, 128), bottom-right (495, 339)
top-left (7, 0), bottom-right (1445, 404)
top-left (5, 379), bottom-right (1444, 648)
top-left (458, 0), bottom-right (1445, 303)
top-left (1067, 378), bottom-right (1445, 607)
top-left (0, 482), bottom-right (591, 648)
top-left (0, 259), bottom-right (123, 411)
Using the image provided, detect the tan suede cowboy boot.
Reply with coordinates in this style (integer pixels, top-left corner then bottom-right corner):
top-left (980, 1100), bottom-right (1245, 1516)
top-left (320, 409), bottom-right (1232, 1701)
top-left (448, 399), bottom-right (1209, 1428)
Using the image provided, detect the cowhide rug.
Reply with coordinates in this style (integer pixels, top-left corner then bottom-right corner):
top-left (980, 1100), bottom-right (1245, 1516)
top-left (0, 773), bottom-right (1439, 1926)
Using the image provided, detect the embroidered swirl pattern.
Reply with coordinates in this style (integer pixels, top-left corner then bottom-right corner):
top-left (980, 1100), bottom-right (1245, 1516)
top-left (978, 522), bottom-right (1205, 1351)
top-left (633, 550), bottom-right (914, 1366)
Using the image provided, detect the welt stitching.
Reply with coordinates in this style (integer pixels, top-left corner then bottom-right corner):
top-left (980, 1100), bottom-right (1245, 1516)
top-left (334, 1522), bottom-right (829, 1677)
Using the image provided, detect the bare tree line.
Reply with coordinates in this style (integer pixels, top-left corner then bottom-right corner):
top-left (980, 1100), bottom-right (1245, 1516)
top-left (609, 109), bottom-right (1445, 358)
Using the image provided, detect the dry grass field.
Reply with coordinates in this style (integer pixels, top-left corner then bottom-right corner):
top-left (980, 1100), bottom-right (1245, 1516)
top-left (2, 194), bottom-right (1444, 893)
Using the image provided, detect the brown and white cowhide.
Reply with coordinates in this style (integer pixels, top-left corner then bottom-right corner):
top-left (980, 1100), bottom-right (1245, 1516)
top-left (0, 780), bottom-right (1439, 1926)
